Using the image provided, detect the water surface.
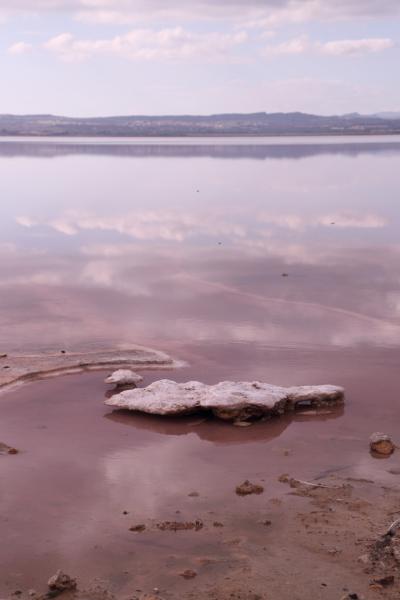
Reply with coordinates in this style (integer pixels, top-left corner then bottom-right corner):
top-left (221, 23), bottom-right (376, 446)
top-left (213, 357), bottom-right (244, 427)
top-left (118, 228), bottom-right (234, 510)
top-left (1, 137), bottom-right (400, 596)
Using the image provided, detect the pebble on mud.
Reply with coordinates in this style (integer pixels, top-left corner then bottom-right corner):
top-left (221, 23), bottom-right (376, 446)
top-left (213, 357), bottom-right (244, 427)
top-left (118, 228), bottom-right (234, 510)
top-left (0, 442), bottom-right (19, 455)
top-left (179, 569), bottom-right (197, 579)
top-left (47, 570), bottom-right (77, 592)
top-left (369, 432), bottom-right (395, 456)
top-left (261, 520), bottom-right (272, 527)
top-left (369, 575), bottom-right (395, 589)
top-left (235, 480), bottom-right (264, 496)
top-left (129, 524), bottom-right (146, 532)
top-left (157, 520), bottom-right (203, 532)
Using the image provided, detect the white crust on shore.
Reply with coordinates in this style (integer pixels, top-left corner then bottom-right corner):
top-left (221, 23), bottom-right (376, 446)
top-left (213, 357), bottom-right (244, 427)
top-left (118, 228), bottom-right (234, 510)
top-left (0, 345), bottom-right (176, 393)
top-left (105, 379), bottom-right (344, 422)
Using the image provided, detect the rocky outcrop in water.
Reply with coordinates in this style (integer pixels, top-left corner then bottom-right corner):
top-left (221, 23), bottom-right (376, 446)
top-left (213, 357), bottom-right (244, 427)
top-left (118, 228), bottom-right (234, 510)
top-left (105, 379), bottom-right (344, 423)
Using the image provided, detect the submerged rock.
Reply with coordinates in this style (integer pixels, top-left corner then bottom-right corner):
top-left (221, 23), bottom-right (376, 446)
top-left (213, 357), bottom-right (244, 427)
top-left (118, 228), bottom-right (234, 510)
top-left (370, 432), bottom-right (395, 456)
top-left (104, 369), bottom-right (143, 387)
top-left (0, 442), bottom-right (19, 455)
top-left (105, 379), bottom-right (344, 423)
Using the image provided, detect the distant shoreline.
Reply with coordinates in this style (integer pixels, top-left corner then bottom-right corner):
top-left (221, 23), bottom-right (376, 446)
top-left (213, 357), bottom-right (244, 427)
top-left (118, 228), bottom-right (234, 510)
top-left (2, 131), bottom-right (400, 138)
top-left (1, 111), bottom-right (400, 137)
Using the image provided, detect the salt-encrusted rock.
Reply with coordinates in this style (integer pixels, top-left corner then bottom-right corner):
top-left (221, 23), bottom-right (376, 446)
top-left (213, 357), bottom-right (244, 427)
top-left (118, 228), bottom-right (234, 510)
top-left (47, 570), bottom-right (77, 592)
top-left (105, 369), bottom-right (143, 387)
top-left (105, 379), bottom-right (344, 422)
top-left (369, 432), bottom-right (395, 456)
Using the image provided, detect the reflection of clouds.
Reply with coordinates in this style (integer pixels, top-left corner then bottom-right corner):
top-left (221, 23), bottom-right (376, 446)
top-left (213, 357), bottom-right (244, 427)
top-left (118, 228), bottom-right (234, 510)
top-left (239, 239), bottom-right (327, 264)
top-left (17, 210), bottom-right (246, 242)
top-left (16, 207), bottom-right (386, 243)
top-left (103, 437), bottom-right (211, 516)
top-left (260, 212), bottom-right (387, 231)
top-left (3, 228), bottom-right (400, 352)
top-left (317, 213), bottom-right (387, 228)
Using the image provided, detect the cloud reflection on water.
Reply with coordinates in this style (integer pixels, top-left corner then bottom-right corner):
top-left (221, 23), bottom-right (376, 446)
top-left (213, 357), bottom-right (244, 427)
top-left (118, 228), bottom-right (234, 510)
top-left (1, 138), bottom-right (400, 358)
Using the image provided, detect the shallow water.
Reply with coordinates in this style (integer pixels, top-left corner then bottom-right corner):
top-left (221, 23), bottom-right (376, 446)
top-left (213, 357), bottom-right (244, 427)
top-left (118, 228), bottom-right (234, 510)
top-left (1, 136), bottom-right (400, 595)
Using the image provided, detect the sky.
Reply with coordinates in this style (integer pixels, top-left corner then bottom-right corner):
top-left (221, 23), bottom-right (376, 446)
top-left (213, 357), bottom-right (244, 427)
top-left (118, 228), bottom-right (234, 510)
top-left (0, 0), bottom-right (400, 116)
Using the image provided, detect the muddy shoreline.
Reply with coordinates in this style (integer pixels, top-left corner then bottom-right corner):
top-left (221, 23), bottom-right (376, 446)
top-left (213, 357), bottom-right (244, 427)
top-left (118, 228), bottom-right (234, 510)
top-left (1, 369), bottom-right (399, 600)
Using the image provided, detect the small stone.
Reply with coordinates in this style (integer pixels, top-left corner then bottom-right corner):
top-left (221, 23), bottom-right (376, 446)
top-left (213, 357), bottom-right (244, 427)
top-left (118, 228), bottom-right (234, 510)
top-left (188, 491), bottom-right (199, 497)
top-left (28, 590), bottom-right (37, 597)
top-left (129, 524), bottom-right (146, 532)
top-left (123, 510), bottom-right (128, 515)
top-left (370, 575), bottom-right (394, 588)
top-left (0, 442), bottom-right (19, 455)
top-left (393, 547), bottom-right (400, 562)
top-left (157, 520), bottom-right (203, 532)
top-left (358, 554), bottom-right (370, 565)
top-left (235, 480), bottom-right (264, 496)
top-left (105, 369), bottom-right (143, 387)
top-left (370, 432), bottom-right (395, 456)
top-left (47, 570), bottom-right (77, 592)
top-left (180, 569), bottom-right (197, 579)
top-left (326, 546), bottom-right (341, 555)
top-left (213, 521), bottom-right (224, 527)
top-left (0, 353), bottom-right (7, 358)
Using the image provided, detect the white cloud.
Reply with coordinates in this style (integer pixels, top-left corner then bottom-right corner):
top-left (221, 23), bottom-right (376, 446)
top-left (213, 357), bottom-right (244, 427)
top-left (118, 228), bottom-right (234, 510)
top-left (43, 27), bottom-right (247, 62)
top-left (7, 41), bottom-right (33, 54)
top-left (264, 35), bottom-right (395, 57)
top-left (321, 38), bottom-right (395, 55)
top-left (264, 34), bottom-right (310, 55)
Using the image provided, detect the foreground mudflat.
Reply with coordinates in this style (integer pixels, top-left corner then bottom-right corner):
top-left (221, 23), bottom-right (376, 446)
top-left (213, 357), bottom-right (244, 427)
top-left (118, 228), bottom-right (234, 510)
top-left (1, 370), bottom-right (399, 600)
top-left (105, 379), bottom-right (344, 422)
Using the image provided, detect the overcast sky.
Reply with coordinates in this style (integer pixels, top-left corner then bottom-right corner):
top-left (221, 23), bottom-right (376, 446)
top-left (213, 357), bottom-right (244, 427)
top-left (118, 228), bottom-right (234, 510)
top-left (1, 0), bottom-right (399, 116)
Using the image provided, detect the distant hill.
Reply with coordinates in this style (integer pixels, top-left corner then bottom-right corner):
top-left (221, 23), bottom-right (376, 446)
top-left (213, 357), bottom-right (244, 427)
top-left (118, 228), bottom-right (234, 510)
top-left (1, 112), bottom-right (400, 136)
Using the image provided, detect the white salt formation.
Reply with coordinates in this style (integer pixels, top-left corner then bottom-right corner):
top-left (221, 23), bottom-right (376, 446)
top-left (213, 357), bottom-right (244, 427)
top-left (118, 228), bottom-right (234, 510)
top-left (105, 369), bottom-right (144, 387)
top-left (105, 379), bottom-right (344, 423)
